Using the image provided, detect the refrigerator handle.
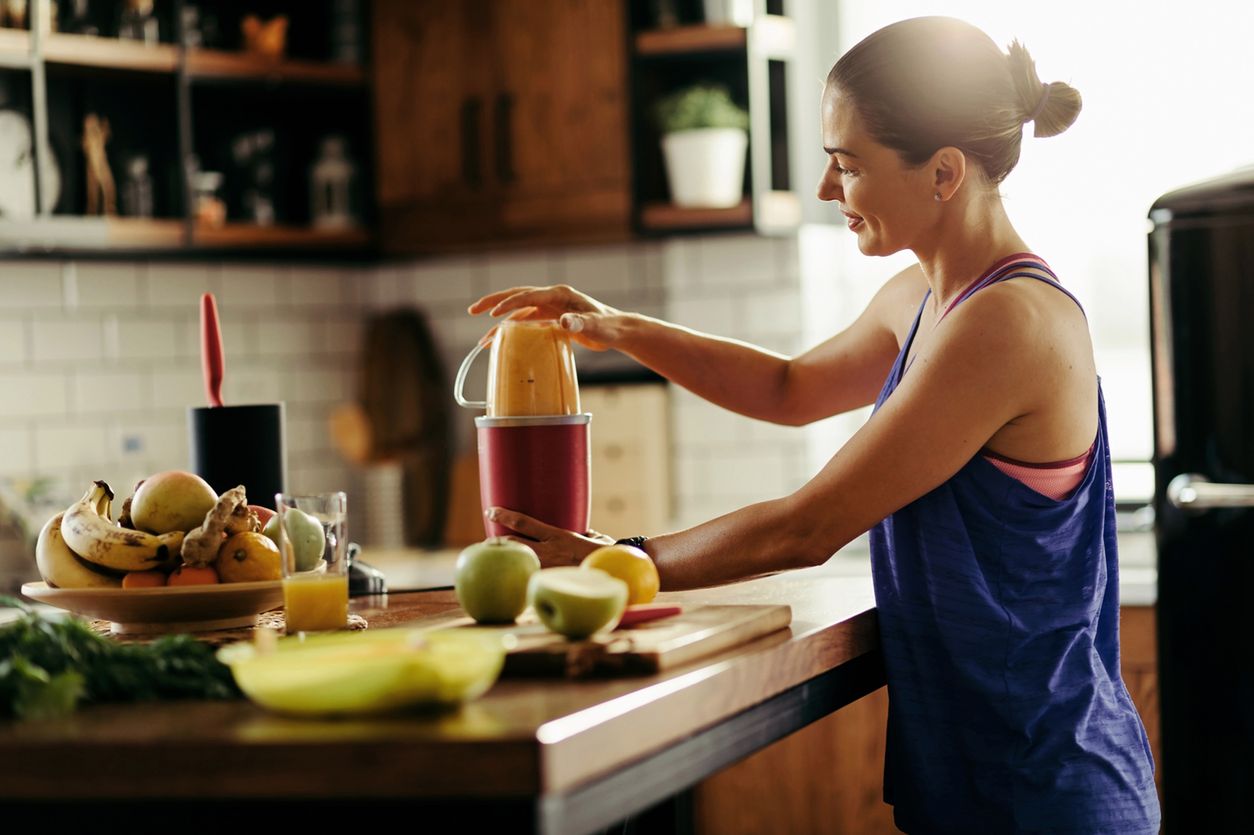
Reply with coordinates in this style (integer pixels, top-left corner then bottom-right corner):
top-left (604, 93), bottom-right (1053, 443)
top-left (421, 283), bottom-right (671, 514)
top-left (1166, 473), bottom-right (1254, 512)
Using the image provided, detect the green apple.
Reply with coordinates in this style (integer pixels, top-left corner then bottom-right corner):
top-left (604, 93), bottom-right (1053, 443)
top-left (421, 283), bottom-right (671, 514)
top-left (527, 567), bottom-right (628, 639)
top-left (454, 538), bottom-right (541, 624)
top-left (263, 509), bottom-right (326, 572)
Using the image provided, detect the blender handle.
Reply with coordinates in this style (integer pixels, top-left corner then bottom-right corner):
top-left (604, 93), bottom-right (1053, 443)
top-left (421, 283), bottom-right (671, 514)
top-left (454, 340), bottom-right (490, 410)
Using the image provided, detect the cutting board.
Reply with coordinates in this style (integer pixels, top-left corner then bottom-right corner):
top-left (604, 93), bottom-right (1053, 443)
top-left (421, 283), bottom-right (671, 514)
top-left (422, 604), bottom-right (792, 678)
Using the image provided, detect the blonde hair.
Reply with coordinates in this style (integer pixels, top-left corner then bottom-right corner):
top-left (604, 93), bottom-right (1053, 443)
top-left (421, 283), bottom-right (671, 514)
top-left (828, 17), bottom-right (1082, 183)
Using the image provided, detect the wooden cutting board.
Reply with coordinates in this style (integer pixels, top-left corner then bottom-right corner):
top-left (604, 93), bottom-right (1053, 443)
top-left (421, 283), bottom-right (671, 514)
top-left (418, 604), bottom-right (792, 678)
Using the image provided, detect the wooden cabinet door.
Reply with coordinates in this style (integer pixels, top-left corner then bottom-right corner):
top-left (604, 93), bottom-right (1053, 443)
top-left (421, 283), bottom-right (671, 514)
top-left (372, 0), bottom-right (499, 250)
top-left (488, 0), bottom-right (631, 241)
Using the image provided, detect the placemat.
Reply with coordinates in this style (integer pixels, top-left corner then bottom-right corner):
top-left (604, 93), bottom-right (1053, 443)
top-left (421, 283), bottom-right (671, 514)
top-left (88, 610), bottom-right (369, 647)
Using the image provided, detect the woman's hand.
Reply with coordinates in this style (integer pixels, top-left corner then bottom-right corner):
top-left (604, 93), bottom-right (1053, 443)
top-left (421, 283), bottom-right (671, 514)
top-left (485, 507), bottom-right (614, 567)
top-left (467, 284), bottom-right (634, 352)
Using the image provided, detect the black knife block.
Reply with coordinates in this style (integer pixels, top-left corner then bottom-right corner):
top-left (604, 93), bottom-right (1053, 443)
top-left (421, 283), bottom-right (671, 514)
top-left (189, 403), bottom-right (287, 510)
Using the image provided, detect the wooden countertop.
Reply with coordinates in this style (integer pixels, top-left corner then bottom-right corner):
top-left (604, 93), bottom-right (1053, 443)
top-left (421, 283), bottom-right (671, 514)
top-left (0, 571), bottom-right (879, 809)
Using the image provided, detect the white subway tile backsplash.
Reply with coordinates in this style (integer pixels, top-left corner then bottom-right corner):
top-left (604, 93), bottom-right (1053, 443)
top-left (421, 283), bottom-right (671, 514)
top-left (736, 289), bottom-right (804, 341)
top-left (68, 262), bottom-right (142, 308)
top-left (281, 368), bottom-right (348, 405)
top-left (561, 244), bottom-right (637, 299)
top-left (699, 234), bottom-right (779, 289)
top-left (72, 371), bottom-right (147, 415)
top-left (256, 320), bottom-right (317, 357)
top-left (222, 365), bottom-right (282, 406)
top-left (667, 295), bottom-right (738, 337)
top-left (661, 238), bottom-right (702, 291)
top-left (0, 261), bottom-right (63, 307)
top-left (218, 264), bottom-right (285, 309)
top-left (31, 319), bottom-right (105, 362)
top-left (484, 250), bottom-right (556, 294)
top-left (34, 425), bottom-right (111, 471)
top-left (398, 257), bottom-right (482, 306)
top-left (149, 366), bottom-right (210, 411)
top-left (0, 427), bottom-right (33, 475)
top-left (145, 262), bottom-right (216, 308)
top-left (286, 266), bottom-right (350, 307)
top-left (105, 316), bottom-right (179, 360)
top-left (0, 373), bottom-right (68, 418)
top-left (108, 421), bottom-right (188, 472)
top-left (0, 319), bottom-right (27, 365)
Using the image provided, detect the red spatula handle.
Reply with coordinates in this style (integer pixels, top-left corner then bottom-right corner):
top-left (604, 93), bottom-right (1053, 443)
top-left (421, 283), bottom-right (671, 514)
top-left (200, 292), bottom-right (224, 407)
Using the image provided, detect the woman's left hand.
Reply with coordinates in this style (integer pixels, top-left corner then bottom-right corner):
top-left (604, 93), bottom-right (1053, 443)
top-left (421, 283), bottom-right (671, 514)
top-left (485, 507), bottom-right (614, 567)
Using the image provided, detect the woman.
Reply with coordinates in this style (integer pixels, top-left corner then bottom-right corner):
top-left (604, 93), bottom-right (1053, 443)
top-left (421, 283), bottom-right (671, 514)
top-left (469, 17), bottom-right (1159, 834)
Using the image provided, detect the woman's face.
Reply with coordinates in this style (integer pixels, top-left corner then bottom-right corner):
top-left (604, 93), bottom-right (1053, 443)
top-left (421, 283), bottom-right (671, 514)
top-left (817, 87), bottom-right (937, 257)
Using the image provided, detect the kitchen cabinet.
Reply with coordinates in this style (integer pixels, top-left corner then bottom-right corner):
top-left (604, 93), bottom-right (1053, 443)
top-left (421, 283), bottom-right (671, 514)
top-left (693, 605), bottom-right (1163, 834)
top-left (372, 0), bottom-right (632, 253)
top-left (0, 0), bottom-right (373, 255)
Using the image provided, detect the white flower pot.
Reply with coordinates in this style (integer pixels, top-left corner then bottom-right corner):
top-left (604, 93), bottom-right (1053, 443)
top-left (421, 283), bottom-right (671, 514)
top-left (660, 128), bottom-right (748, 209)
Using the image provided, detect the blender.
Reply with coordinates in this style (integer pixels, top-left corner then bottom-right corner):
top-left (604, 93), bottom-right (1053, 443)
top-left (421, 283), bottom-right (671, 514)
top-left (455, 320), bottom-right (591, 538)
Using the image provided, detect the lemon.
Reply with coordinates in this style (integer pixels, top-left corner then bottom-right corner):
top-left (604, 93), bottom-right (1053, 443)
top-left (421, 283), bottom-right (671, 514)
top-left (580, 544), bottom-right (659, 605)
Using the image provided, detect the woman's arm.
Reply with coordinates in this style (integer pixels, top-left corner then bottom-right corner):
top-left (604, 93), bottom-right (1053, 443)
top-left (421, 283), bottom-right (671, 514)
top-left (635, 284), bottom-right (1055, 588)
top-left (469, 268), bottom-right (917, 426)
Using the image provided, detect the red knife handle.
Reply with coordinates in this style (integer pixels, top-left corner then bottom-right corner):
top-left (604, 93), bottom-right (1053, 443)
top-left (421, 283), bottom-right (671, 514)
top-left (617, 604), bottom-right (683, 628)
top-left (201, 292), bottom-right (224, 407)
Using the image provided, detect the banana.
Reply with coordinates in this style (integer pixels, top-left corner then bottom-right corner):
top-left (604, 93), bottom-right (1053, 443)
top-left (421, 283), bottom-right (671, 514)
top-left (35, 511), bottom-right (123, 589)
top-left (60, 481), bottom-right (184, 573)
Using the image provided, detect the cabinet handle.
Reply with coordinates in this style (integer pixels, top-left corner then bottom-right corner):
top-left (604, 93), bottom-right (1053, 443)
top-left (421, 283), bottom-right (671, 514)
top-left (460, 96), bottom-right (483, 188)
top-left (495, 92), bottom-right (515, 184)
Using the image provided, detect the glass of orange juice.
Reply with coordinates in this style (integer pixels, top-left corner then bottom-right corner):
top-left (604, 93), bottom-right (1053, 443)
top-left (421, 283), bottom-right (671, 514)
top-left (277, 491), bottom-right (349, 633)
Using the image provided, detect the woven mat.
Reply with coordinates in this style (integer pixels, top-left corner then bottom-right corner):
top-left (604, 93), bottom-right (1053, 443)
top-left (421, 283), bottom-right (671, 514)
top-left (88, 610), bottom-right (369, 647)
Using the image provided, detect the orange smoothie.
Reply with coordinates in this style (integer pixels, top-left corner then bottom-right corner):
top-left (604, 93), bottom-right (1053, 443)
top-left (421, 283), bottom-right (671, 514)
top-left (283, 574), bottom-right (349, 632)
top-left (487, 320), bottom-right (580, 416)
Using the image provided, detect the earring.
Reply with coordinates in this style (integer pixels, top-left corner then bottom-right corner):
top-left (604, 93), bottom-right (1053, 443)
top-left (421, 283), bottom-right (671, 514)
top-left (934, 192), bottom-right (943, 202)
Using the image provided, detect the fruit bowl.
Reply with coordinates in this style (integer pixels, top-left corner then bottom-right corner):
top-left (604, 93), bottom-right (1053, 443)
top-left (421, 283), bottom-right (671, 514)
top-left (20, 580), bottom-right (284, 635)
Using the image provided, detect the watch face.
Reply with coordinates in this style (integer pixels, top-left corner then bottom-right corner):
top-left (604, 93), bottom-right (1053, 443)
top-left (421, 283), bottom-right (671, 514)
top-left (0, 109), bottom-right (61, 219)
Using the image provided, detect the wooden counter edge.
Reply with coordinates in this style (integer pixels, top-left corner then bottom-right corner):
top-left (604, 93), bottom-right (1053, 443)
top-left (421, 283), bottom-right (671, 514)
top-left (538, 606), bottom-right (881, 792)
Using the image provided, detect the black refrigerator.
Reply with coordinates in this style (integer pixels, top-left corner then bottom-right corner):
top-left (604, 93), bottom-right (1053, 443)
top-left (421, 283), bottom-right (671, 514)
top-left (1149, 167), bottom-right (1254, 830)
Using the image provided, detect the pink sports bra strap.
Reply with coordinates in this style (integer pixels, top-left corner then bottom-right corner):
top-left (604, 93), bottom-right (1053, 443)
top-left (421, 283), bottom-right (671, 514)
top-left (941, 253), bottom-right (1057, 321)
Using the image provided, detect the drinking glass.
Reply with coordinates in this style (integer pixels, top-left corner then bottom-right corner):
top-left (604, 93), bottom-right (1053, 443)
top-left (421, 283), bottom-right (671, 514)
top-left (277, 491), bottom-right (348, 632)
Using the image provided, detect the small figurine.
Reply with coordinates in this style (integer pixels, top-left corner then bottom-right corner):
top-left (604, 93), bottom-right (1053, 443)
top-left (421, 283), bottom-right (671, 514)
top-left (241, 14), bottom-right (288, 60)
top-left (81, 113), bottom-right (116, 216)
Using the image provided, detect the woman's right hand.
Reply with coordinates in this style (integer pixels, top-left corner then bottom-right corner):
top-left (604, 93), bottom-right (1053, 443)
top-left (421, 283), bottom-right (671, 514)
top-left (466, 284), bottom-right (633, 352)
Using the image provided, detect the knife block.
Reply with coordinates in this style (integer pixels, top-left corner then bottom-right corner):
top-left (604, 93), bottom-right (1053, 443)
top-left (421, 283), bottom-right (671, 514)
top-left (189, 403), bottom-right (287, 510)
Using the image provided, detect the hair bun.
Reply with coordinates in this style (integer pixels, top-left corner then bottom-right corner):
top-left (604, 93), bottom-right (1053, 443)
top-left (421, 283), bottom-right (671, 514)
top-left (1006, 40), bottom-right (1082, 138)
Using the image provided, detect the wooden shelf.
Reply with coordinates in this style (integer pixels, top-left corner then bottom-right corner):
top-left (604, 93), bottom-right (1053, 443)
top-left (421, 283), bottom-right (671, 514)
top-left (639, 199), bottom-right (753, 231)
top-left (43, 33), bottom-right (178, 73)
top-left (0, 216), bottom-right (184, 250)
top-left (635, 24), bottom-right (746, 56)
top-left (0, 27), bottom-right (30, 68)
top-left (186, 49), bottom-right (366, 86)
top-left (191, 222), bottom-right (371, 249)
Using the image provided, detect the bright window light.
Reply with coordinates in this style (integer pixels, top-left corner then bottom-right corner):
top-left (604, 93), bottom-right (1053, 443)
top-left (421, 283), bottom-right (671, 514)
top-left (825, 1), bottom-right (1254, 474)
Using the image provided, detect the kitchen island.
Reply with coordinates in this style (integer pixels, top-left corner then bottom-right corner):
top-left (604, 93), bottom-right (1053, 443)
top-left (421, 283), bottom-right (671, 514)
top-left (0, 571), bottom-right (880, 835)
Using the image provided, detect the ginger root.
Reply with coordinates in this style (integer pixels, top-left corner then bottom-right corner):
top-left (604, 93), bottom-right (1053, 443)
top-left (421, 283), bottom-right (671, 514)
top-left (182, 485), bottom-right (248, 567)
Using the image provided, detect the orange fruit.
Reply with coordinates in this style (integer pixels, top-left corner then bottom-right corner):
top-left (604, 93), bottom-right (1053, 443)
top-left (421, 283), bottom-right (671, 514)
top-left (122, 570), bottom-right (167, 589)
top-left (580, 544), bottom-right (659, 605)
top-left (168, 564), bottom-right (220, 586)
top-left (215, 531), bottom-right (281, 583)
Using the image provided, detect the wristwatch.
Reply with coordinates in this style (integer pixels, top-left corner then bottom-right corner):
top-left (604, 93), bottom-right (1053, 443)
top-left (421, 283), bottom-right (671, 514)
top-left (615, 535), bottom-right (648, 550)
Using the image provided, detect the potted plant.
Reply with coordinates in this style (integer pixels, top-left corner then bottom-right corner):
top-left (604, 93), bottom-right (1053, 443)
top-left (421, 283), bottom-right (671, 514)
top-left (654, 84), bottom-right (749, 208)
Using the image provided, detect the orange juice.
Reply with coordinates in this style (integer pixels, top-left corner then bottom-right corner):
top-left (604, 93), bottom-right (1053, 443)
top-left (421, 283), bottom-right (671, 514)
top-left (283, 574), bottom-right (349, 632)
top-left (486, 320), bottom-right (580, 416)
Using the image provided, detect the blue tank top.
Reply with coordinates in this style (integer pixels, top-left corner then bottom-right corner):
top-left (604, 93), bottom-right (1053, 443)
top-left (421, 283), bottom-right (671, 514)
top-left (869, 256), bottom-right (1161, 834)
